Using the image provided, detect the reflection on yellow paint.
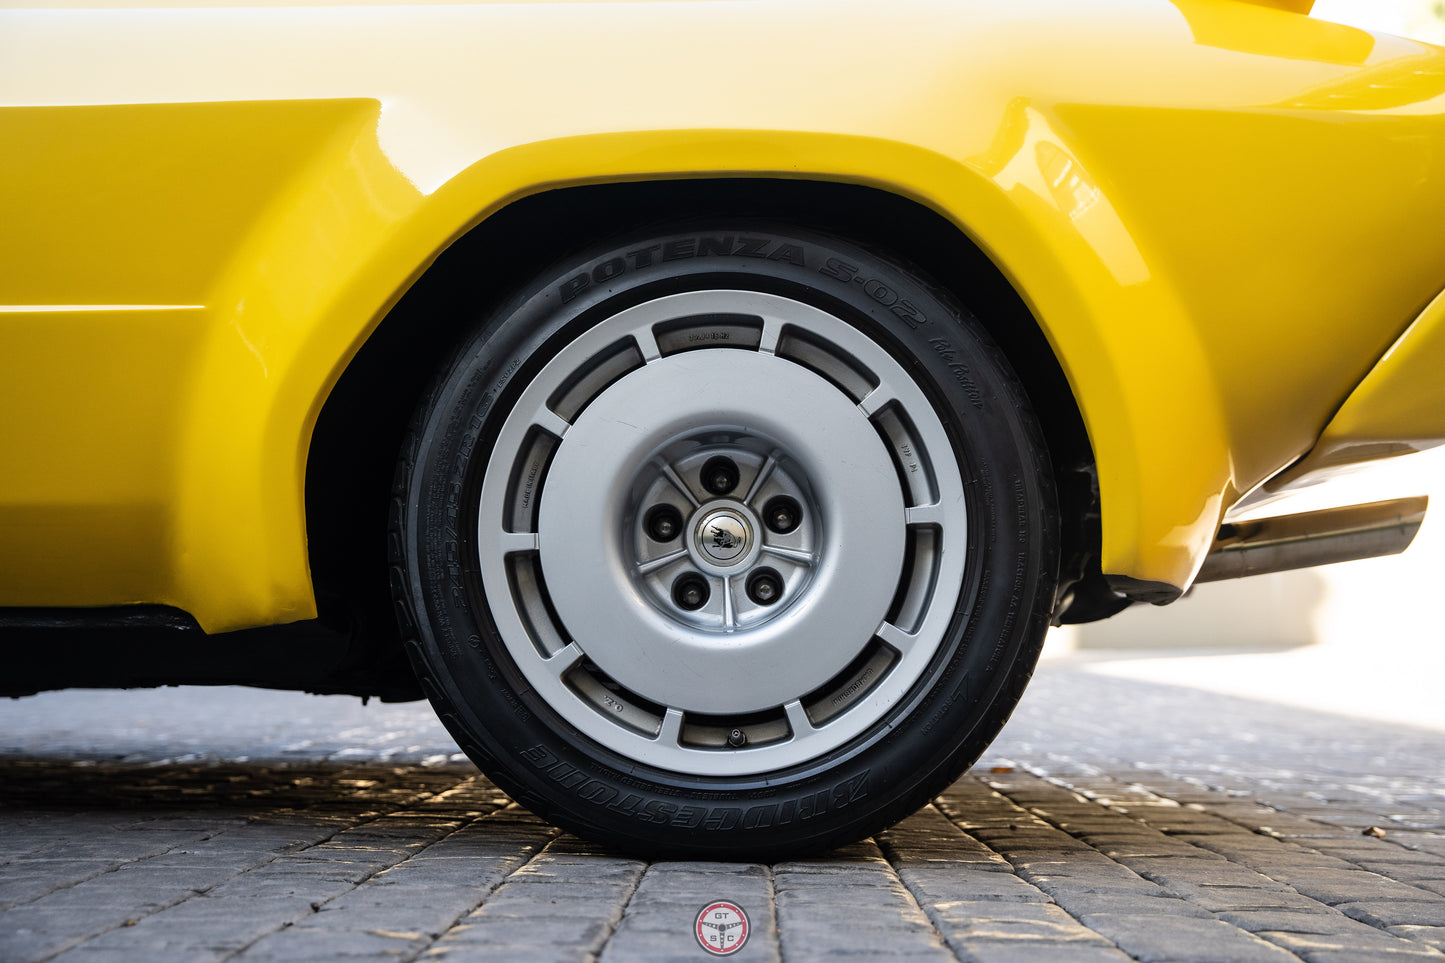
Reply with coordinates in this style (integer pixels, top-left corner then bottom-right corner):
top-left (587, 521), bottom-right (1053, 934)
top-left (969, 99), bottom-right (1149, 287)
top-left (1037, 142), bottom-right (1101, 223)
top-left (1274, 285), bottom-right (1445, 487)
top-left (1271, 48), bottom-right (1445, 110)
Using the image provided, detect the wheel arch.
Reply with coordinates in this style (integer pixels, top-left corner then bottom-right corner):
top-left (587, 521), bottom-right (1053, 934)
top-left (304, 177), bottom-right (1101, 670)
top-left (183, 125), bottom-right (1228, 640)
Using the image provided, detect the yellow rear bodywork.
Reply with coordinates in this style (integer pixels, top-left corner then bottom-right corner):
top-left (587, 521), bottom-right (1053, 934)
top-left (2, 0), bottom-right (1444, 631)
top-left (1268, 287), bottom-right (1445, 488)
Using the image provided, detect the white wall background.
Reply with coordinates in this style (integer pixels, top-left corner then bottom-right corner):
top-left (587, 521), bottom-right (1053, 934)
top-left (1312, 0), bottom-right (1445, 44)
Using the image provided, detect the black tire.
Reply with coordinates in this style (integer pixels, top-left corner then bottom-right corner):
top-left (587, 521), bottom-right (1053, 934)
top-left (391, 223), bottom-right (1058, 860)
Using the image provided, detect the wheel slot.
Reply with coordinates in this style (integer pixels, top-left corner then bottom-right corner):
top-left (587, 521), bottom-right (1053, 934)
top-left (800, 640), bottom-right (896, 728)
top-left (775, 326), bottom-right (879, 402)
top-left (884, 526), bottom-right (940, 637)
top-left (654, 313), bottom-right (763, 355)
top-left (504, 428), bottom-right (559, 532)
top-left (506, 552), bottom-right (572, 659)
top-left (681, 706), bottom-right (791, 750)
top-left (870, 402), bottom-right (938, 507)
top-left (547, 337), bottom-right (645, 422)
top-left (565, 663), bottom-right (667, 738)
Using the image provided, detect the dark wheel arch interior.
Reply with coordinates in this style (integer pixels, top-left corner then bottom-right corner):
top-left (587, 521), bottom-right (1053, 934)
top-left (305, 178), bottom-right (1103, 700)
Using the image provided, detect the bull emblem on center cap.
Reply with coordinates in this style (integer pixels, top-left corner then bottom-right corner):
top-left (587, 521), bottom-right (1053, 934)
top-left (698, 509), bottom-right (749, 564)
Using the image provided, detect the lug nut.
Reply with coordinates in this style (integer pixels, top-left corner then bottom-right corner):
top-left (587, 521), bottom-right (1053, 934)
top-left (700, 456), bottom-right (740, 496)
top-left (672, 573), bottom-right (710, 611)
top-left (746, 568), bottom-right (784, 606)
top-left (727, 727), bottom-right (748, 748)
top-left (644, 505), bottom-right (683, 542)
top-left (763, 495), bottom-right (802, 535)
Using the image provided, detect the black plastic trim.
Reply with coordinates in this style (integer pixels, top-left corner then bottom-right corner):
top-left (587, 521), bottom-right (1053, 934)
top-left (1, 606), bottom-right (422, 701)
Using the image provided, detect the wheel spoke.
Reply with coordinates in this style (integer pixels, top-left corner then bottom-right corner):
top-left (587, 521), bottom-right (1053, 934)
top-left (542, 641), bottom-right (585, 679)
top-left (758, 315), bottom-right (783, 355)
top-left (532, 405), bottom-right (571, 440)
top-left (500, 531), bottom-right (541, 554)
top-left (761, 544), bottom-right (816, 566)
top-left (660, 462), bottom-right (701, 507)
top-left (875, 621), bottom-right (918, 656)
top-left (784, 700), bottom-right (815, 736)
top-left (905, 503), bottom-right (944, 527)
top-left (722, 577), bottom-right (737, 629)
top-left (857, 380), bottom-right (897, 417)
top-left (743, 454), bottom-right (779, 504)
top-left (637, 547), bottom-right (688, 574)
top-left (656, 707), bottom-right (684, 746)
top-left (633, 325), bottom-right (662, 363)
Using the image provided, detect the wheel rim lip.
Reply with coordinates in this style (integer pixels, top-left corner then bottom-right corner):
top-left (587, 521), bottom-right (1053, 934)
top-left (475, 289), bottom-right (969, 777)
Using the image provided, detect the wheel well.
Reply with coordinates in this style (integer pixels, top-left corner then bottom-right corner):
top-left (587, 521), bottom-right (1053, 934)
top-left (304, 178), bottom-right (1101, 697)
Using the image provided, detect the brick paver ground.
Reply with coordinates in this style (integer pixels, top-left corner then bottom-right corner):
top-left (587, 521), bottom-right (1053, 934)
top-left (2, 661), bottom-right (1443, 961)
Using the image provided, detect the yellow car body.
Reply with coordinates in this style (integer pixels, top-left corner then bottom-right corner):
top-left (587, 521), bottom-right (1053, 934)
top-left (5, 0), bottom-right (1444, 636)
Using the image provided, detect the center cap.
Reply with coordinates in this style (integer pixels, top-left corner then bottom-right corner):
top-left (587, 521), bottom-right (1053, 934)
top-left (697, 509), bottom-right (750, 564)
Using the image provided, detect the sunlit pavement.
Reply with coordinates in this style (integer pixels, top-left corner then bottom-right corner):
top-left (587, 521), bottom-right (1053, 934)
top-left (3, 661), bottom-right (1444, 963)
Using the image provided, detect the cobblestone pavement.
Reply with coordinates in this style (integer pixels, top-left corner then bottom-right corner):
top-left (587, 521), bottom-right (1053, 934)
top-left (3, 661), bottom-right (1444, 962)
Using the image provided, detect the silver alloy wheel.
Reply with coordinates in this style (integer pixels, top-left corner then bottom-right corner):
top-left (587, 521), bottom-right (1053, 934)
top-left (476, 290), bottom-right (966, 776)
